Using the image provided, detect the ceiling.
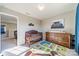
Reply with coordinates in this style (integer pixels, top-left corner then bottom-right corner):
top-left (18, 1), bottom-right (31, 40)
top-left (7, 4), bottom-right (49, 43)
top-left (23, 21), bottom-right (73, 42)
top-left (1, 14), bottom-right (17, 24)
top-left (0, 3), bottom-right (77, 20)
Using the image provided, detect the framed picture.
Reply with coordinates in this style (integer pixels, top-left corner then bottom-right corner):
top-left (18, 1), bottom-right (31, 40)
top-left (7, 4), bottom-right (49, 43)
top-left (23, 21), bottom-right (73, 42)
top-left (51, 19), bottom-right (64, 29)
top-left (28, 23), bottom-right (34, 26)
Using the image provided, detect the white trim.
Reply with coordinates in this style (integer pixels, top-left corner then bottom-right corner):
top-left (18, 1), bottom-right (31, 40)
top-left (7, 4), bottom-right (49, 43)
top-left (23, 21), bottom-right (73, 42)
top-left (0, 12), bottom-right (18, 18)
top-left (0, 12), bottom-right (19, 46)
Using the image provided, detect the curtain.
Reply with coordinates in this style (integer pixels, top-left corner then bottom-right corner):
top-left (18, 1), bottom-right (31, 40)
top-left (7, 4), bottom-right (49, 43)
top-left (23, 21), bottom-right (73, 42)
top-left (75, 4), bottom-right (79, 55)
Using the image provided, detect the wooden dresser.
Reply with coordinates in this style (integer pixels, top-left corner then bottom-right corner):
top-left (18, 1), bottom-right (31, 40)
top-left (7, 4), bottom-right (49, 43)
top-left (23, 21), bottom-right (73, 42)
top-left (46, 32), bottom-right (71, 48)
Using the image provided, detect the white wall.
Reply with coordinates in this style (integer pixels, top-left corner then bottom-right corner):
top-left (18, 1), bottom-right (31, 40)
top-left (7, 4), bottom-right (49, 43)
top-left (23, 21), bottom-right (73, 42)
top-left (41, 11), bottom-right (76, 35)
top-left (17, 16), bottom-right (41, 45)
top-left (41, 11), bottom-right (76, 40)
top-left (0, 6), bottom-right (41, 45)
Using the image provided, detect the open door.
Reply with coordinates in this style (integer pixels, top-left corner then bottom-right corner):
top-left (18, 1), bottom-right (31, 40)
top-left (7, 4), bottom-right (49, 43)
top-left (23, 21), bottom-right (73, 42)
top-left (75, 4), bottom-right (79, 55)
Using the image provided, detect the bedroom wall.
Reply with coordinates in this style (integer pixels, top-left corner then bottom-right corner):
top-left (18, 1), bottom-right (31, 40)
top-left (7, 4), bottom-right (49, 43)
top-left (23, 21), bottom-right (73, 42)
top-left (0, 6), bottom-right (41, 45)
top-left (0, 6), bottom-right (76, 45)
top-left (41, 11), bottom-right (76, 39)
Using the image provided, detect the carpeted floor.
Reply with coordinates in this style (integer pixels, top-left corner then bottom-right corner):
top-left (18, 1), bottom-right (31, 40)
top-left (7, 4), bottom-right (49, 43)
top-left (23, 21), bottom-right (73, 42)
top-left (1, 40), bottom-right (78, 56)
top-left (30, 41), bottom-right (78, 56)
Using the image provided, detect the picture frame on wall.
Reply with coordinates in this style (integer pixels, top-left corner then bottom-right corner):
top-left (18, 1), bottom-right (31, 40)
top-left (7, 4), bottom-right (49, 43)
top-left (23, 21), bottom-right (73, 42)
top-left (51, 19), bottom-right (64, 29)
top-left (28, 23), bottom-right (34, 26)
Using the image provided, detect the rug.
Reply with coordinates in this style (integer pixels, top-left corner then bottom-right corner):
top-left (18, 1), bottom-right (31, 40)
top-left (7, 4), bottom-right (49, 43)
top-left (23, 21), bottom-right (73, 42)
top-left (31, 41), bottom-right (68, 55)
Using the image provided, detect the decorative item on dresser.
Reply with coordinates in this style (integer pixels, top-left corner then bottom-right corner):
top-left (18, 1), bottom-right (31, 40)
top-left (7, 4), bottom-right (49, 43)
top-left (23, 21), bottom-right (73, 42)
top-left (46, 32), bottom-right (71, 48)
top-left (25, 30), bottom-right (42, 47)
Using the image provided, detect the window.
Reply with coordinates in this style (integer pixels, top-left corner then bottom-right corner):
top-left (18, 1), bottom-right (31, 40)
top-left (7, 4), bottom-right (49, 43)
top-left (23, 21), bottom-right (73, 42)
top-left (0, 25), bottom-right (6, 34)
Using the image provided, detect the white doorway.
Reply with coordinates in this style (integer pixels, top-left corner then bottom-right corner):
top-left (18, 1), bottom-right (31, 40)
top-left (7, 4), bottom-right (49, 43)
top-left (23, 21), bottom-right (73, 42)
top-left (0, 12), bottom-right (18, 52)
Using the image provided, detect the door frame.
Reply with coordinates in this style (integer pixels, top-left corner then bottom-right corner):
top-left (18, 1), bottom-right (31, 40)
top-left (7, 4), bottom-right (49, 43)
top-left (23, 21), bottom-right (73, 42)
top-left (0, 12), bottom-right (19, 45)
